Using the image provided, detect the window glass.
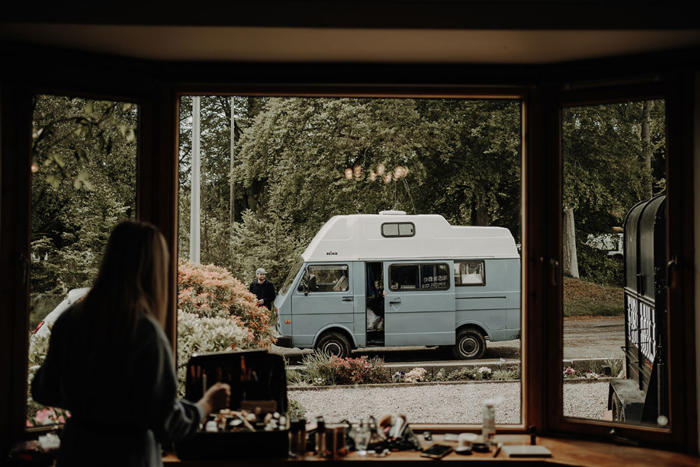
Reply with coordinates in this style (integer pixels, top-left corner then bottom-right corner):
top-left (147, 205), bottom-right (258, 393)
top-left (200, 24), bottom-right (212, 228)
top-left (381, 222), bottom-right (415, 237)
top-left (389, 263), bottom-right (450, 291)
top-left (305, 264), bottom-right (349, 292)
top-left (178, 96), bottom-right (521, 426)
top-left (561, 100), bottom-right (668, 428)
top-left (455, 260), bottom-right (485, 286)
top-left (420, 264), bottom-right (450, 290)
top-left (27, 95), bottom-right (138, 428)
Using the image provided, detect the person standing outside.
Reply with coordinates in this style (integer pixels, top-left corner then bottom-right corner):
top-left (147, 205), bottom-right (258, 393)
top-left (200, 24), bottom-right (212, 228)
top-left (250, 267), bottom-right (276, 309)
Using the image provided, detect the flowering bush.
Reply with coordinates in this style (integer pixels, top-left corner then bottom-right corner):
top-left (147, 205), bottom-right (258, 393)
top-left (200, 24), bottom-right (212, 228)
top-left (404, 367), bottom-right (427, 383)
top-left (392, 371), bottom-right (405, 383)
top-left (294, 353), bottom-right (389, 386)
top-left (563, 366), bottom-right (577, 378)
top-left (176, 310), bottom-right (254, 396)
top-left (178, 259), bottom-right (275, 348)
top-left (26, 333), bottom-right (69, 427)
top-left (27, 407), bottom-right (68, 427)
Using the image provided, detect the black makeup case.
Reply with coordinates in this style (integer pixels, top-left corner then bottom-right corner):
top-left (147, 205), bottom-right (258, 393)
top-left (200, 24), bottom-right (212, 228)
top-left (175, 349), bottom-right (290, 460)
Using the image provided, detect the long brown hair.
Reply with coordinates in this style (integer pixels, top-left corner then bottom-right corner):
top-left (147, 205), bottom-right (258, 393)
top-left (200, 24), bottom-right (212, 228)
top-left (82, 220), bottom-right (169, 340)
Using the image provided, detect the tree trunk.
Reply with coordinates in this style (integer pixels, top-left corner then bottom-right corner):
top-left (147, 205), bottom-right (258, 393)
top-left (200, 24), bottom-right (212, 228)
top-left (470, 204), bottom-right (491, 226)
top-left (642, 100), bottom-right (653, 198)
top-left (562, 207), bottom-right (579, 278)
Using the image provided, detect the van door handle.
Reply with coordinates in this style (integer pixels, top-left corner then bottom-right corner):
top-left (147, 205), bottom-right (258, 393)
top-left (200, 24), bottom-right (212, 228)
top-left (342, 296), bottom-right (354, 302)
top-left (390, 298), bottom-right (402, 305)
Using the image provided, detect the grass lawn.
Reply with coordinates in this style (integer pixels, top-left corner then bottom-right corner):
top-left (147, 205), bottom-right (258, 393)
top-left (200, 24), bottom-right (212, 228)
top-left (563, 276), bottom-right (624, 318)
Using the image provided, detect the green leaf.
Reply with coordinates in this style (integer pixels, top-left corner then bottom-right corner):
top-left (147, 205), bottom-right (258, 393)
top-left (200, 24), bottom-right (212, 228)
top-left (53, 154), bottom-right (65, 168)
top-left (119, 125), bottom-right (127, 137)
top-left (73, 179), bottom-right (82, 189)
top-left (74, 124), bottom-right (83, 137)
top-left (122, 103), bottom-right (133, 111)
top-left (85, 100), bottom-right (94, 115)
top-left (126, 128), bottom-right (136, 143)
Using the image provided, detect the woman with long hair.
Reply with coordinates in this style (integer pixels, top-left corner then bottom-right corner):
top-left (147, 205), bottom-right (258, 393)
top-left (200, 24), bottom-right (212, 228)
top-left (32, 221), bottom-right (230, 466)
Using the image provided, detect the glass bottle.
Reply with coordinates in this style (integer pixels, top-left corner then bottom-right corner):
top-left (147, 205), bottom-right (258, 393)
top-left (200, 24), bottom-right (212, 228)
top-left (289, 418), bottom-right (306, 456)
top-left (315, 416), bottom-right (328, 457)
top-left (354, 418), bottom-right (371, 455)
top-left (482, 400), bottom-right (496, 445)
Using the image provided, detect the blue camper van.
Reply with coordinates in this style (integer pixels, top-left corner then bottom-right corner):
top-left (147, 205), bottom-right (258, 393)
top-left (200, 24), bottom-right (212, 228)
top-left (273, 211), bottom-right (520, 360)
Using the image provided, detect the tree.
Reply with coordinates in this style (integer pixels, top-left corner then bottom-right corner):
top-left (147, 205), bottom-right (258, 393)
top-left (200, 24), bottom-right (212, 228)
top-left (561, 100), bottom-right (665, 280)
top-left (30, 95), bottom-right (138, 294)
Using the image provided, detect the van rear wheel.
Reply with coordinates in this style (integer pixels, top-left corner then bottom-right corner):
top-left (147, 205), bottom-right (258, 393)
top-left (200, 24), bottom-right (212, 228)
top-left (451, 328), bottom-right (486, 360)
top-left (316, 332), bottom-right (351, 359)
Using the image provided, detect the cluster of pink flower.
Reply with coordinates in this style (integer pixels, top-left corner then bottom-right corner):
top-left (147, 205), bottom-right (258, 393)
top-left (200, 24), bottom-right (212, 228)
top-left (27, 407), bottom-right (68, 427)
top-left (177, 259), bottom-right (276, 348)
top-left (328, 356), bottom-right (375, 385)
top-left (563, 366), bottom-right (577, 377)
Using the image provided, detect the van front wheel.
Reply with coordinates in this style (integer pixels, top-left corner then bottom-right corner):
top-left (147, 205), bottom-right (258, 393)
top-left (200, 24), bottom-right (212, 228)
top-left (316, 332), bottom-right (351, 359)
top-left (451, 329), bottom-right (486, 360)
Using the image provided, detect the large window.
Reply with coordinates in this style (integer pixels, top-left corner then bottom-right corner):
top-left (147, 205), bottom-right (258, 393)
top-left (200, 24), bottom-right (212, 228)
top-left (4, 64), bottom-right (694, 453)
top-left (546, 80), bottom-right (693, 448)
top-left (26, 95), bottom-right (138, 428)
top-left (177, 95), bottom-right (524, 426)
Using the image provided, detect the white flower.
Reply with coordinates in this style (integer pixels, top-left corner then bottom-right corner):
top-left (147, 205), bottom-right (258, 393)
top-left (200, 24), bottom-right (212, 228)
top-left (478, 367), bottom-right (492, 374)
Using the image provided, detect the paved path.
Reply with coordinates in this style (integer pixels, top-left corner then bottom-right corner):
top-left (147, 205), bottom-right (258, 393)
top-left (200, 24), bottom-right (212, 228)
top-left (272, 318), bottom-right (625, 365)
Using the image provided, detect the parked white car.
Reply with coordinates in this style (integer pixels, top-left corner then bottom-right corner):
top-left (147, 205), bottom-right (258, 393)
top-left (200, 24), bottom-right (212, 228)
top-left (33, 288), bottom-right (90, 339)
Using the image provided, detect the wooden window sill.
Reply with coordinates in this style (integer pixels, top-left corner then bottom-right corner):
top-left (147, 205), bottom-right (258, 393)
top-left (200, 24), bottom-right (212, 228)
top-left (163, 434), bottom-right (700, 466)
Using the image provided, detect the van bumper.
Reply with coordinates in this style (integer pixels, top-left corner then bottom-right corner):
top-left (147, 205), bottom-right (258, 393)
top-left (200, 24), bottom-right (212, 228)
top-left (275, 335), bottom-right (293, 348)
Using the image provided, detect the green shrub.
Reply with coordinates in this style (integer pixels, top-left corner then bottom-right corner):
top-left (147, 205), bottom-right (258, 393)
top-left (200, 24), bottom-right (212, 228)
top-left (576, 241), bottom-right (624, 287)
top-left (287, 398), bottom-right (307, 419)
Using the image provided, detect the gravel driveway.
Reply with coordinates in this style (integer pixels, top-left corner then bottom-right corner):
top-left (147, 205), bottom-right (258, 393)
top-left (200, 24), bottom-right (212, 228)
top-left (289, 380), bottom-right (610, 424)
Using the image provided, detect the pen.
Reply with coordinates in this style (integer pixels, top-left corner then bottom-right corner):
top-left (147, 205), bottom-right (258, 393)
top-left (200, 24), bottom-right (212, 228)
top-left (493, 442), bottom-right (503, 457)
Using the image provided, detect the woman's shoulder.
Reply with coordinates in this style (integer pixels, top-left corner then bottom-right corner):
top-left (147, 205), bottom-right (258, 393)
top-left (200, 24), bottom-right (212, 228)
top-left (135, 313), bottom-right (168, 343)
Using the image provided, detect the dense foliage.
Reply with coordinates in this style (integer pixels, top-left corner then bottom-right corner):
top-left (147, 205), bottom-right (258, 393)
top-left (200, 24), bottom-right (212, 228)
top-left (31, 95), bottom-right (138, 296)
top-left (179, 97), bottom-right (521, 286)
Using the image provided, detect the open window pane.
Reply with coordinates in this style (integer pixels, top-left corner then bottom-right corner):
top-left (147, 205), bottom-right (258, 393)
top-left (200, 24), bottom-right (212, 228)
top-left (27, 95), bottom-right (138, 428)
top-left (561, 100), bottom-right (668, 427)
top-left (177, 96), bottom-right (522, 426)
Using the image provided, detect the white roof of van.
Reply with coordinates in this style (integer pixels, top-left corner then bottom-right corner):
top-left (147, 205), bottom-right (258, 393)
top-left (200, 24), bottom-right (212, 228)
top-left (302, 212), bottom-right (519, 262)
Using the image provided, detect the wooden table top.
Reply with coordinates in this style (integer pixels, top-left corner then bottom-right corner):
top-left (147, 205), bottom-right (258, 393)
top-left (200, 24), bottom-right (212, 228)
top-left (163, 434), bottom-right (700, 466)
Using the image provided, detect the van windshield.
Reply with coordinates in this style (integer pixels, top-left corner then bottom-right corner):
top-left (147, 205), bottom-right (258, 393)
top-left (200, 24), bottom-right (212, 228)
top-left (279, 256), bottom-right (304, 296)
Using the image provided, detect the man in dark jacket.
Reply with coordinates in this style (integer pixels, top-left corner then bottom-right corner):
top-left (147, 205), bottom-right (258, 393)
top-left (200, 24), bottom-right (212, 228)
top-left (250, 267), bottom-right (276, 309)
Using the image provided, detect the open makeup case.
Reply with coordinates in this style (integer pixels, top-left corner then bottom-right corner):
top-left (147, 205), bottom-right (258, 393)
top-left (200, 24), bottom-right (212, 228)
top-left (175, 349), bottom-right (290, 460)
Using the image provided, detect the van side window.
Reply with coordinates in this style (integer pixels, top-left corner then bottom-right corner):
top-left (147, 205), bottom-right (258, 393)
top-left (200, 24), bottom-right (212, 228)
top-left (381, 222), bottom-right (415, 237)
top-left (389, 263), bottom-right (450, 291)
top-left (303, 264), bottom-right (349, 292)
top-left (454, 260), bottom-right (485, 286)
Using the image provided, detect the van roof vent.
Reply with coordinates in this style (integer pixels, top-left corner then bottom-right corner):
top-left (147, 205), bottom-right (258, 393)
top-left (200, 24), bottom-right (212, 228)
top-left (379, 210), bottom-right (406, 215)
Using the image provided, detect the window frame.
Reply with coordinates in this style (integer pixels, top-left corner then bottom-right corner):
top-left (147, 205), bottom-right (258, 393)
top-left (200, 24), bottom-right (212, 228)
top-left (542, 77), bottom-right (697, 449)
top-left (2, 52), bottom-right (695, 453)
top-left (381, 222), bottom-right (416, 238)
top-left (0, 76), bottom-right (158, 441)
